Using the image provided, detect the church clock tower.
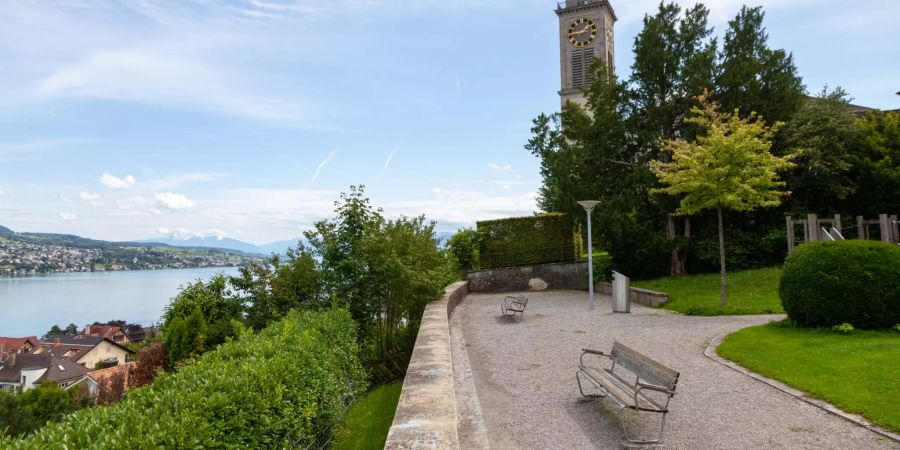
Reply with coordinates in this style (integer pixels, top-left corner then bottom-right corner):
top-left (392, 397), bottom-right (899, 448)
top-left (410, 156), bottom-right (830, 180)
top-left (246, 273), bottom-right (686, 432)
top-left (556, 0), bottom-right (616, 108)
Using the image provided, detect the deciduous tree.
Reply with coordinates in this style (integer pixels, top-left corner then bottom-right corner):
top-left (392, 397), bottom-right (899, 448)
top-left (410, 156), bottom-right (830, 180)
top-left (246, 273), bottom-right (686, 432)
top-left (652, 96), bottom-right (793, 304)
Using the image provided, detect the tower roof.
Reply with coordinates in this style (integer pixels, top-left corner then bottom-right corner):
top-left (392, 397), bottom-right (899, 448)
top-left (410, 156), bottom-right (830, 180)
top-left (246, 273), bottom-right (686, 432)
top-left (556, 0), bottom-right (617, 20)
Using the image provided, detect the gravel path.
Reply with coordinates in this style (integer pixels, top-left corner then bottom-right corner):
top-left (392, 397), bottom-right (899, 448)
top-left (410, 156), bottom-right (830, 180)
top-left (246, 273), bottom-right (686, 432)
top-left (452, 291), bottom-right (896, 449)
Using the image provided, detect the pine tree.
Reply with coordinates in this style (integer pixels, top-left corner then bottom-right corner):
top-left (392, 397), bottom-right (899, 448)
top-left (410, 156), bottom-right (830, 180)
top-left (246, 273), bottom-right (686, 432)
top-left (717, 6), bottom-right (805, 124)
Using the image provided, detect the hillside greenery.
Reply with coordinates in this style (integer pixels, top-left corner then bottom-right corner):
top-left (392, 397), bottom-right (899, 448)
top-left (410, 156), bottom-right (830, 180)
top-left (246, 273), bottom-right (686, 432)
top-left (2, 308), bottom-right (367, 449)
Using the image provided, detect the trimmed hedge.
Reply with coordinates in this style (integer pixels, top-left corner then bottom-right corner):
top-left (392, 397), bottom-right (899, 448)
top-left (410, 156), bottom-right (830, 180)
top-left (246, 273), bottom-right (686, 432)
top-left (780, 240), bottom-right (900, 329)
top-left (3, 308), bottom-right (367, 449)
top-left (477, 213), bottom-right (580, 269)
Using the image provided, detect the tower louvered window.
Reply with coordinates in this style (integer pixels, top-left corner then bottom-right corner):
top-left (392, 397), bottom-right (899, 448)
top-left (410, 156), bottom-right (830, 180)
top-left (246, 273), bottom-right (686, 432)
top-left (570, 47), bottom-right (595, 88)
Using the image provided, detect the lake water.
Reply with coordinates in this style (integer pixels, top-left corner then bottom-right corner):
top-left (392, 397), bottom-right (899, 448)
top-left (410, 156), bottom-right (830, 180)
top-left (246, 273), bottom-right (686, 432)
top-left (0, 267), bottom-right (239, 337)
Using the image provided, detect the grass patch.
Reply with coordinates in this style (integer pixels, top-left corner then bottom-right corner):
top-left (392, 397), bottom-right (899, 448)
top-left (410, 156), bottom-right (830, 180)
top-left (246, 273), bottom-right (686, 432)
top-left (632, 267), bottom-right (783, 315)
top-left (331, 383), bottom-right (402, 450)
top-left (718, 322), bottom-right (900, 432)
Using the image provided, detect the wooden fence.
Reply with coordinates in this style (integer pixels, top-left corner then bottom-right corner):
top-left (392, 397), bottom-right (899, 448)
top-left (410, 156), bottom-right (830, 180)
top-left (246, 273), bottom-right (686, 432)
top-left (786, 213), bottom-right (899, 252)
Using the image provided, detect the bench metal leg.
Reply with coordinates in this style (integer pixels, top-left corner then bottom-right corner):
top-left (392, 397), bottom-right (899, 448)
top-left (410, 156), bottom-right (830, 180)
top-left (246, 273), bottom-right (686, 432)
top-left (575, 370), bottom-right (606, 399)
top-left (616, 408), bottom-right (667, 445)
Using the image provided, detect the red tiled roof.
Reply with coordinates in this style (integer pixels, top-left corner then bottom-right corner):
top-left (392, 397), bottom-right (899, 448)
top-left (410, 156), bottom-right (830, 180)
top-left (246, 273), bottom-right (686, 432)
top-left (0, 336), bottom-right (40, 356)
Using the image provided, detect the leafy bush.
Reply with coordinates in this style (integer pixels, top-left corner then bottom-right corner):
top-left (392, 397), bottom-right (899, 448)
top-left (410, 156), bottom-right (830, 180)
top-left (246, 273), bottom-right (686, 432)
top-left (446, 228), bottom-right (481, 273)
top-left (2, 308), bottom-right (367, 449)
top-left (831, 323), bottom-right (854, 334)
top-left (0, 384), bottom-right (89, 438)
top-left (780, 240), bottom-right (900, 329)
top-left (477, 213), bottom-right (579, 269)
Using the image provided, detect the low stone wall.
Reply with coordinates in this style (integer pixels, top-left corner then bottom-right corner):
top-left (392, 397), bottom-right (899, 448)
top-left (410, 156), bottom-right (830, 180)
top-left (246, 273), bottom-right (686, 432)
top-left (384, 281), bottom-right (469, 450)
top-left (466, 261), bottom-right (588, 293)
top-left (596, 283), bottom-right (669, 307)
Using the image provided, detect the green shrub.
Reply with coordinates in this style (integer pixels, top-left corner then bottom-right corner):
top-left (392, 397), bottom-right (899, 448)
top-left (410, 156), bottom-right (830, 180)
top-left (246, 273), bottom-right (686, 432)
top-left (780, 240), bottom-right (900, 329)
top-left (2, 308), bottom-right (367, 449)
top-left (477, 213), bottom-right (579, 269)
top-left (0, 384), bottom-right (88, 438)
top-left (446, 228), bottom-right (481, 273)
top-left (831, 323), bottom-right (854, 334)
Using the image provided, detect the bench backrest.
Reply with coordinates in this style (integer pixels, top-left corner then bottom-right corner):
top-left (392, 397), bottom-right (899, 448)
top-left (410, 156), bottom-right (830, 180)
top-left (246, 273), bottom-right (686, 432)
top-left (611, 341), bottom-right (679, 390)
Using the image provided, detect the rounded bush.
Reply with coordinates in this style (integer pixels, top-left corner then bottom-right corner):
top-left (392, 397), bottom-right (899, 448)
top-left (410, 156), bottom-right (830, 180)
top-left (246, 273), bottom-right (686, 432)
top-left (780, 240), bottom-right (900, 329)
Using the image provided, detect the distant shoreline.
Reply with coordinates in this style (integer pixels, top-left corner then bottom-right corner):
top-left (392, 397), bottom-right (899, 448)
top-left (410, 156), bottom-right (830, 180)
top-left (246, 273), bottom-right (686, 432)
top-left (0, 265), bottom-right (244, 280)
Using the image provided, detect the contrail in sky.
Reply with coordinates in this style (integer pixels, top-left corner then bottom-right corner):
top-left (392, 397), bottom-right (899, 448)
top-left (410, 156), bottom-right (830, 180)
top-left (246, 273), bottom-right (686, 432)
top-left (380, 147), bottom-right (397, 176)
top-left (308, 150), bottom-right (336, 184)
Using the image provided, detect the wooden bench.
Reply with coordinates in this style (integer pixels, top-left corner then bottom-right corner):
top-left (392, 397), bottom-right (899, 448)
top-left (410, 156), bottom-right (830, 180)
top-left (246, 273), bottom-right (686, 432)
top-left (576, 341), bottom-right (680, 444)
top-left (500, 294), bottom-right (528, 321)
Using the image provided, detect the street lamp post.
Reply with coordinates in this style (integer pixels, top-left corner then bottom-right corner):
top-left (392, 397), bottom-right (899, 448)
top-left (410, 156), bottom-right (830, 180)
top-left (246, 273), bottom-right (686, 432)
top-left (577, 200), bottom-right (600, 310)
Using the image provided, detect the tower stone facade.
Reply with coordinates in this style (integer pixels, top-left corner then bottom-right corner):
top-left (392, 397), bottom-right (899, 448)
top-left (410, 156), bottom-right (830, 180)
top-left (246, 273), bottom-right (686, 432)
top-left (556, 1), bottom-right (616, 108)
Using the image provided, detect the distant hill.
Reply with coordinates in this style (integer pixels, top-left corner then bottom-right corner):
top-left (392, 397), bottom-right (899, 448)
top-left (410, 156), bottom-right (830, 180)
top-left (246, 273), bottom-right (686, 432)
top-left (140, 236), bottom-right (304, 256)
top-left (0, 225), bottom-right (259, 276)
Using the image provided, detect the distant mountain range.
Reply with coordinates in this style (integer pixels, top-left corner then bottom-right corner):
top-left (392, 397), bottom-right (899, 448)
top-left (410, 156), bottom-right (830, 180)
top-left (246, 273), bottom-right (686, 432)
top-left (139, 236), bottom-right (302, 256)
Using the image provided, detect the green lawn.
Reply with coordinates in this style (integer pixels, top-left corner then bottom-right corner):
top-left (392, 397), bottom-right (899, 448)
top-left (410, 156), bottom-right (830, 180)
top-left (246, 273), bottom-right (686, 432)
top-left (632, 267), bottom-right (783, 315)
top-left (331, 383), bottom-right (403, 450)
top-left (718, 323), bottom-right (900, 432)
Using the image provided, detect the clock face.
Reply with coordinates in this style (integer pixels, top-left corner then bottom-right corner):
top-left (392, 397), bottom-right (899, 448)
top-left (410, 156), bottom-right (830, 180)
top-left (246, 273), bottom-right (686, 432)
top-left (568, 17), bottom-right (598, 48)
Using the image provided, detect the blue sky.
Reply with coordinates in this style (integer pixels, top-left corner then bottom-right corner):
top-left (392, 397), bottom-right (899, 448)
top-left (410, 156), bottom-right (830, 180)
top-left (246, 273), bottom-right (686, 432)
top-left (0, 0), bottom-right (897, 245)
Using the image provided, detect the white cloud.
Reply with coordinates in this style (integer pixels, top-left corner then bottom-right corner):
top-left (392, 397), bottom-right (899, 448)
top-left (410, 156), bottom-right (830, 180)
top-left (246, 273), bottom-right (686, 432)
top-left (79, 191), bottom-right (103, 206)
top-left (488, 163), bottom-right (512, 172)
top-left (308, 150), bottom-right (336, 184)
top-left (386, 188), bottom-right (538, 226)
top-left (100, 173), bottom-right (136, 189)
top-left (155, 192), bottom-right (196, 210)
top-left (0, 189), bottom-right (4, 196)
top-left (59, 212), bottom-right (77, 221)
top-left (155, 227), bottom-right (226, 240)
top-left (32, 49), bottom-right (315, 127)
top-left (116, 196), bottom-right (148, 210)
top-left (143, 172), bottom-right (230, 190)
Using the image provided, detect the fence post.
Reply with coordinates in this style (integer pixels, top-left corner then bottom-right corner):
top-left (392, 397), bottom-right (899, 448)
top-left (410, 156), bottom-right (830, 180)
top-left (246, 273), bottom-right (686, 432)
top-left (807, 214), bottom-right (819, 241)
top-left (786, 216), bottom-right (795, 253)
top-left (834, 214), bottom-right (842, 235)
top-left (892, 215), bottom-right (899, 243)
top-left (879, 214), bottom-right (891, 243)
top-left (857, 216), bottom-right (866, 239)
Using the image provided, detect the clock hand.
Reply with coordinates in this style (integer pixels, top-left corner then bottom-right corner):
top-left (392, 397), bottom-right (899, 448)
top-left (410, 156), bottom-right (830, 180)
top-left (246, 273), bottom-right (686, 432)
top-left (568, 26), bottom-right (590, 37)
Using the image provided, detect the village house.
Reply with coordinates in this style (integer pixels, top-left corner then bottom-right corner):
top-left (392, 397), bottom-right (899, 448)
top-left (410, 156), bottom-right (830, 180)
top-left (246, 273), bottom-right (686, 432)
top-left (81, 324), bottom-right (130, 344)
top-left (0, 352), bottom-right (96, 393)
top-left (35, 335), bottom-right (134, 369)
top-left (0, 336), bottom-right (41, 357)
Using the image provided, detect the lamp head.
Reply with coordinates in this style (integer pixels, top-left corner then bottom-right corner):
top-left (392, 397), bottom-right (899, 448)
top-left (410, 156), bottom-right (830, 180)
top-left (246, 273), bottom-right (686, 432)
top-left (577, 200), bottom-right (600, 211)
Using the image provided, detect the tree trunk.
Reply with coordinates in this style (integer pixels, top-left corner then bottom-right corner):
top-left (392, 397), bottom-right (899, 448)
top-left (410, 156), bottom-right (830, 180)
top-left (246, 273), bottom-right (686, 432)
top-left (717, 206), bottom-right (727, 306)
top-left (666, 214), bottom-right (690, 276)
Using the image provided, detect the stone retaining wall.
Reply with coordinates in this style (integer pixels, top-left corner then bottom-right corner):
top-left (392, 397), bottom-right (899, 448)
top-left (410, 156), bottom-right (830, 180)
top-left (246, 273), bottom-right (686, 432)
top-left (384, 281), bottom-right (469, 450)
top-left (466, 261), bottom-right (588, 292)
top-left (595, 283), bottom-right (669, 307)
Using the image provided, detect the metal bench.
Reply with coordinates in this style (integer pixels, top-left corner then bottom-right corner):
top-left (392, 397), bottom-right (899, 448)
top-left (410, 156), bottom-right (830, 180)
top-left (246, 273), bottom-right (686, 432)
top-left (500, 294), bottom-right (528, 320)
top-left (576, 341), bottom-right (680, 444)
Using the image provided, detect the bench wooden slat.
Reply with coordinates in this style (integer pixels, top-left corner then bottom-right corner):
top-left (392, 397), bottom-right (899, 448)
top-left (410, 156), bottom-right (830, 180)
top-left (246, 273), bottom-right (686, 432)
top-left (580, 367), bottom-right (665, 412)
top-left (611, 341), bottom-right (679, 390)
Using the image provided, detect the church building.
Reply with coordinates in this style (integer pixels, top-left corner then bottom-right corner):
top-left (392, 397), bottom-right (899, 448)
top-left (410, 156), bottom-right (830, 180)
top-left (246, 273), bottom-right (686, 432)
top-left (556, 0), bottom-right (616, 108)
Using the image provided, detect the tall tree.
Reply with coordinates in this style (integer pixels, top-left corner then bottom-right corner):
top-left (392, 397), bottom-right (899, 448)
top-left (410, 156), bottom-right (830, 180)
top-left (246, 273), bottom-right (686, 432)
top-left (780, 87), bottom-right (862, 213)
top-left (652, 96), bottom-right (793, 304)
top-left (630, 2), bottom-right (718, 274)
top-left (717, 6), bottom-right (805, 124)
top-left (851, 110), bottom-right (900, 214)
